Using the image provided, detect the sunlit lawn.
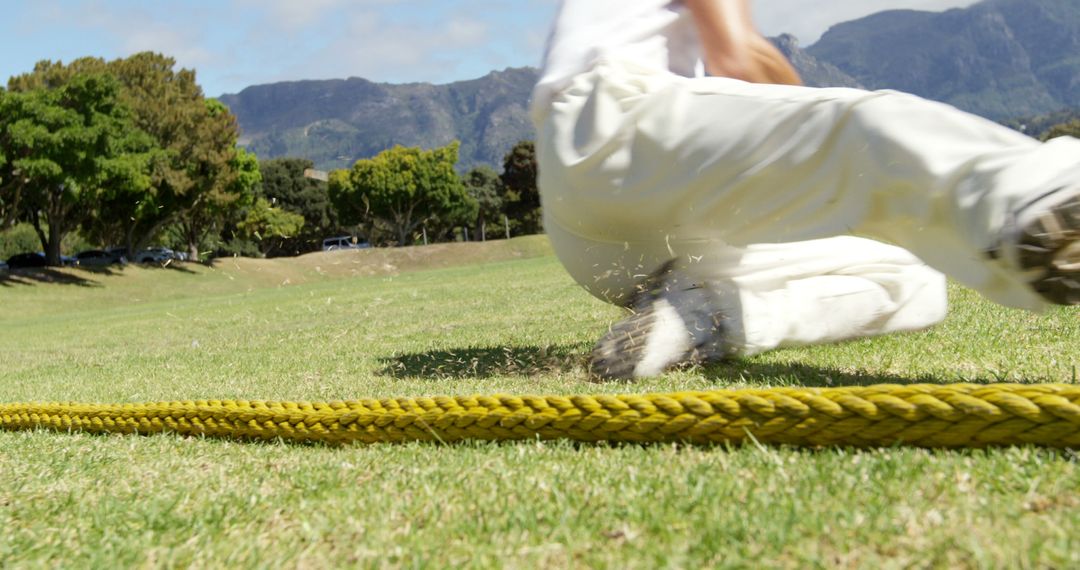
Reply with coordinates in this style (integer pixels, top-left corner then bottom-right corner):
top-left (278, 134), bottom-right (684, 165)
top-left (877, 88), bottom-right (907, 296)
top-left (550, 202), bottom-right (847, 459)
top-left (1, 237), bottom-right (1078, 567)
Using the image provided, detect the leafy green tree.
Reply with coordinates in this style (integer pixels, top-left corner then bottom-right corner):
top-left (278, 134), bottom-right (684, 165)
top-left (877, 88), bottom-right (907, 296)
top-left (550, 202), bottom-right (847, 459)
top-left (82, 53), bottom-right (244, 259)
top-left (258, 158), bottom-right (339, 255)
top-left (0, 88), bottom-right (13, 228)
top-left (6, 57), bottom-right (109, 92)
top-left (5, 61), bottom-right (105, 234)
top-left (423, 187), bottom-right (480, 244)
top-left (236, 197), bottom-right (305, 257)
top-left (169, 104), bottom-right (258, 261)
top-left (329, 142), bottom-right (475, 246)
top-left (499, 140), bottom-right (541, 236)
top-left (463, 165), bottom-right (503, 241)
top-left (0, 71), bottom-right (150, 265)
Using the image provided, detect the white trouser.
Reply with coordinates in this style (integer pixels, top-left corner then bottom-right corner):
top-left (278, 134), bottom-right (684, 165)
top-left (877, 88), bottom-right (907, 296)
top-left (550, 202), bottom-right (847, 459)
top-left (536, 60), bottom-right (1080, 355)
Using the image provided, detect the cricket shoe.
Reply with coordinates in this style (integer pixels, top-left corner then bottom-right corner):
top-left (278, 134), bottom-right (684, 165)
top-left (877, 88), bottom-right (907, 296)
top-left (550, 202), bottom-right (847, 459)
top-left (589, 261), bottom-right (732, 381)
top-left (1005, 185), bottom-right (1080, 305)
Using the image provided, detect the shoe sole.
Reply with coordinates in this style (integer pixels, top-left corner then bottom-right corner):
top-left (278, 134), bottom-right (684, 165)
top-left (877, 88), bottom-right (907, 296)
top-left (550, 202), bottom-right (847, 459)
top-left (589, 260), bottom-right (732, 380)
top-left (589, 306), bottom-right (656, 381)
top-left (590, 260), bottom-right (676, 380)
top-left (1016, 192), bottom-right (1080, 305)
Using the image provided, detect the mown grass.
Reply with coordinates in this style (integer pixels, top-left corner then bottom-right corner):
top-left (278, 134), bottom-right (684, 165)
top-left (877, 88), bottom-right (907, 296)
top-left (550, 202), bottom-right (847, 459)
top-left (1, 236), bottom-right (1078, 568)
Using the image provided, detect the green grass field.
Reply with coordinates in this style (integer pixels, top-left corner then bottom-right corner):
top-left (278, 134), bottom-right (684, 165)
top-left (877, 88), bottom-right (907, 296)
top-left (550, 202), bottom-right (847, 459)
top-left (2, 236), bottom-right (1079, 568)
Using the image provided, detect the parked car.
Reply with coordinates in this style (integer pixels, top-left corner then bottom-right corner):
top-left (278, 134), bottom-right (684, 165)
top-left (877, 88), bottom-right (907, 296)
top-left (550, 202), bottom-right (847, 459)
top-left (7, 252), bottom-right (49, 268)
top-left (75, 249), bottom-right (126, 267)
top-left (321, 236), bottom-right (371, 251)
top-left (134, 247), bottom-right (177, 264)
top-left (4, 252), bottom-right (78, 268)
top-left (0, 260), bottom-right (8, 272)
top-left (106, 246), bottom-right (130, 260)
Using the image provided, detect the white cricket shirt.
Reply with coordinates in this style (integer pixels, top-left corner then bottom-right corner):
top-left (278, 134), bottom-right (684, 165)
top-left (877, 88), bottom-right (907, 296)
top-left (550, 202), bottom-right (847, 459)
top-left (532, 0), bottom-right (702, 118)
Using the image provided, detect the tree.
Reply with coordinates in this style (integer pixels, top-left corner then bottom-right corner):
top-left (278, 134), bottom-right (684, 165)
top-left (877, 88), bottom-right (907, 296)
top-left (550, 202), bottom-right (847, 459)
top-left (499, 140), bottom-right (541, 235)
top-left (4, 53), bottom-right (248, 262)
top-left (329, 142), bottom-right (476, 246)
top-left (236, 197), bottom-right (305, 257)
top-left (0, 88), bottom-right (13, 228)
top-left (258, 158), bottom-right (339, 255)
top-left (84, 52), bottom-right (245, 259)
top-left (168, 102), bottom-right (257, 261)
top-left (423, 184), bottom-right (480, 244)
top-left (0, 71), bottom-right (150, 265)
top-left (463, 165), bottom-right (503, 241)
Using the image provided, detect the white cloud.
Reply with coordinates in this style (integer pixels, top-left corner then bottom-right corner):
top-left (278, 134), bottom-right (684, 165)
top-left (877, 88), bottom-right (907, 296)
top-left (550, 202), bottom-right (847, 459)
top-left (443, 17), bottom-right (488, 45)
top-left (239, 0), bottom-right (987, 89)
top-left (1, 0), bottom-right (992, 96)
top-left (24, 1), bottom-right (215, 68)
top-left (235, 0), bottom-right (349, 32)
top-left (287, 10), bottom-right (493, 84)
top-left (120, 26), bottom-right (214, 67)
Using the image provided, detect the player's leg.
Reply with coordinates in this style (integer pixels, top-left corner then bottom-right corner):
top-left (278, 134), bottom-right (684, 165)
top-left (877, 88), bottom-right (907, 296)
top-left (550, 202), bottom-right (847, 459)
top-left (548, 221), bottom-right (947, 379)
top-left (713, 237), bottom-right (948, 356)
top-left (538, 61), bottom-right (1079, 310)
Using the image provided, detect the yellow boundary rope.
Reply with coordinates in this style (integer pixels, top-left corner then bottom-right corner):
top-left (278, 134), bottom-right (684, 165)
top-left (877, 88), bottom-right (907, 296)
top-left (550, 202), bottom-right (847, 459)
top-left (4, 383), bottom-right (1080, 448)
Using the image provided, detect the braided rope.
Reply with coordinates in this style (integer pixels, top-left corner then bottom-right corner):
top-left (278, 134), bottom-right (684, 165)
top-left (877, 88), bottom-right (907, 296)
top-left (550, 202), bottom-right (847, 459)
top-left (4, 384), bottom-right (1080, 448)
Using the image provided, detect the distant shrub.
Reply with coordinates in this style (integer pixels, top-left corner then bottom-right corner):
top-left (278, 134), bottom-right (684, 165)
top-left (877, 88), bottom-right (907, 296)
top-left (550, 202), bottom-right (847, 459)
top-left (215, 238), bottom-right (261, 259)
top-left (0, 224), bottom-right (95, 261)
top-left (0, 224), bottom-right (43, 261)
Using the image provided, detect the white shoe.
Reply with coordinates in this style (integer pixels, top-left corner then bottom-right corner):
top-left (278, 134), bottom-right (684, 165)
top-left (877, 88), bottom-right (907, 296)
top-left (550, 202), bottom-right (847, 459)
top-left (589, 261), bottom-right (732, 380)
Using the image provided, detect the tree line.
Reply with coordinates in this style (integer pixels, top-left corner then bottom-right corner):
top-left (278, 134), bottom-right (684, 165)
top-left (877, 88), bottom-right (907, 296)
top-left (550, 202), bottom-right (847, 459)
top-left (0, 53), bottom-right (265, 265)
top-left (234, 140), bottom-right (539, 257)
top-left (0, 53), bottom-right (542, 266)
top-left (328, 140), bottom-right (539, 248)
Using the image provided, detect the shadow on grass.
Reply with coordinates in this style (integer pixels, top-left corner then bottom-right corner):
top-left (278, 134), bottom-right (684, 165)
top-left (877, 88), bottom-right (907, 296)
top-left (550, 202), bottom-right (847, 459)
top-left (138, 260), bottom-right (199, 274)
top-left (379, 343), bottom-right (1007, 387)
top-left (700, 359), bottom-right (1001, 388)
top-left (379, 344), bottom-right (589, 380)
top-left (81, 261), bottom-right (199, 275)
top-left (0, 260), bottom-right (198, 287)
top-left (0, 268), bottom-right (100, 288)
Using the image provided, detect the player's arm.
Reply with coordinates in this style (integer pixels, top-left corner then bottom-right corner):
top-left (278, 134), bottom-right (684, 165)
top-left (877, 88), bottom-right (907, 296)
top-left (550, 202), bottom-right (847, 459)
top-left (684, 0), bottom-right (802, 85)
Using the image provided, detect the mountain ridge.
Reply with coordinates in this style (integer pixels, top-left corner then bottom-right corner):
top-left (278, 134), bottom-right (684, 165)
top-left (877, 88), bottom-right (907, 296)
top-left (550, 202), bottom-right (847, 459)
top-left (220, 0), bottom-right (1080, 171)
top-left (220, 67), bottom-right (536, 171)
top-left (807, 0), bottom-right (1080, 118)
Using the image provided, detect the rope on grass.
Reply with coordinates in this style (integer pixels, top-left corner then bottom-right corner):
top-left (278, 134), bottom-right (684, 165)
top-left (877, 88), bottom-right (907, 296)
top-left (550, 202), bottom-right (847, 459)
top-left (3, 383), bottom-right (1080, 448)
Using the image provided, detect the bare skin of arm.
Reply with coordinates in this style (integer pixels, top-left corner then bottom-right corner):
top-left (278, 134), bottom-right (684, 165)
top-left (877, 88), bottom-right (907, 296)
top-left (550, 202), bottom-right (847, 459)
top-left (684, 0), bottom-right (802, 85)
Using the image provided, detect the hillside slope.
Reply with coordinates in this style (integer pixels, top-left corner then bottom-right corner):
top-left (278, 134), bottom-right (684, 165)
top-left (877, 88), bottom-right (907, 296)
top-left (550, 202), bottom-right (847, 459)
top-left (808, 0), bottom-right (1080, 119)
top-left (219, 67), bottom-right (537, 171)
top-left (221, 0), bottom-right (1080, 169)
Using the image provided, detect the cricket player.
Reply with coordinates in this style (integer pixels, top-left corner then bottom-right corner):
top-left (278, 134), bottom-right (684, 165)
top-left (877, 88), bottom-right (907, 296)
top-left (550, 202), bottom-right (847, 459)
top-left (531, 0), bottom-right (1080, 380)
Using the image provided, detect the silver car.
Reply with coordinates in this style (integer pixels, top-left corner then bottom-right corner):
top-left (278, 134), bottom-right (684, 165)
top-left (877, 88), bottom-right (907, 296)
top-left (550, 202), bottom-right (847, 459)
top-left (321, 236), bottom-right (370, 251)
top-left (134, 247), bottom-right (178, 263)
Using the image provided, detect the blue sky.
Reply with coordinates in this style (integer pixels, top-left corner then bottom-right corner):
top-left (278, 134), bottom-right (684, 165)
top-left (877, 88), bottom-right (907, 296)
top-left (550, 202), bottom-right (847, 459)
top-left (0, 0), bottom-right (979, 98)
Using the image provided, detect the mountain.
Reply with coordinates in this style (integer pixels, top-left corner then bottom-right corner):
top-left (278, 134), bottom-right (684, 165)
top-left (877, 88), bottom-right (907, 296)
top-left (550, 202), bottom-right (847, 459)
top-left (807, 0), bottom-right (1080, 119)
top-left (219, 46), bottom-right (862, 172)
top-left (222, 0), bottom-right (1080, 170)
top-left (771, 34), bottom-right (863, 89)
top-left (219, 67), bottom-right (538, 172)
